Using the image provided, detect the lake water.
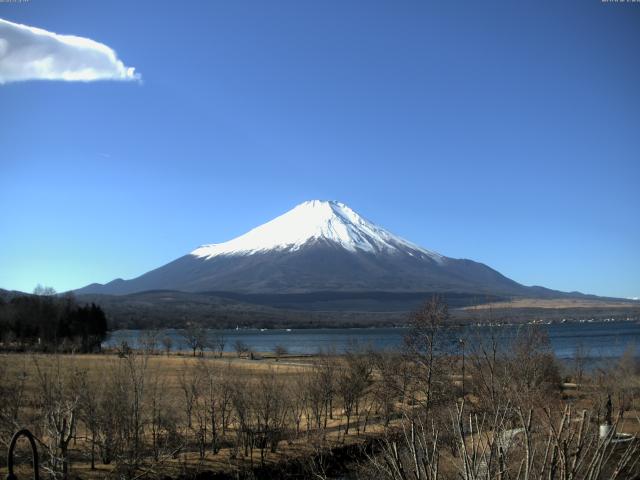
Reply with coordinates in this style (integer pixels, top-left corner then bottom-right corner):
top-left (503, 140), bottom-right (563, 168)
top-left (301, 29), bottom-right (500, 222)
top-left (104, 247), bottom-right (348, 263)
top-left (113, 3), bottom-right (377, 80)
top-left (105, 320), bottom-right (640, 360)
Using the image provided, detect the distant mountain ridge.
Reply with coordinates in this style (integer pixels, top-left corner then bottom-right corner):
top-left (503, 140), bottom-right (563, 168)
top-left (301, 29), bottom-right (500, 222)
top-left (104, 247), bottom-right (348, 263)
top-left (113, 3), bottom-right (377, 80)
top-left (76, 200), bottom-right (582, 298)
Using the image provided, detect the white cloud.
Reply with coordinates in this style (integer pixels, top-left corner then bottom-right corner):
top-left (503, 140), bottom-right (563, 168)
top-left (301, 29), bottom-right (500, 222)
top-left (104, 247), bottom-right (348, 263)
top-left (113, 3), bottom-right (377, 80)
top-left (0, 18), bottom-right (140, 84)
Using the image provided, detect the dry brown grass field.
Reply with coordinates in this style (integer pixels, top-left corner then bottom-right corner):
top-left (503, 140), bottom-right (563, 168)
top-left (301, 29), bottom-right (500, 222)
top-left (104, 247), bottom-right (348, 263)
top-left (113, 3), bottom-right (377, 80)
top-left (461, 297), bottom-right (639, 310)
top-left (2, 348), bottom-right (639, 480)
top-left (0, 351), bottom-right (404, 480)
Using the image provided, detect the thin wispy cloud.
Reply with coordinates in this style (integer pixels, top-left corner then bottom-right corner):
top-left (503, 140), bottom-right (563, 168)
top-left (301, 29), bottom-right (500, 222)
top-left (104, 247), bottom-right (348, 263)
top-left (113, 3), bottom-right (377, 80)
top-left (0, 18), bottom-right (140, 84)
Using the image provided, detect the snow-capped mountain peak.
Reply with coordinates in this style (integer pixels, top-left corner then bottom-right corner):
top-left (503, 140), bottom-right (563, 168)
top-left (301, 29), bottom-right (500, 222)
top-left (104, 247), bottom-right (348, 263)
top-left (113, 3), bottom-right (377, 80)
top-left (76, 200), bottom-right (534, 296)
top-left (190, 200), bottom-right (444, 261)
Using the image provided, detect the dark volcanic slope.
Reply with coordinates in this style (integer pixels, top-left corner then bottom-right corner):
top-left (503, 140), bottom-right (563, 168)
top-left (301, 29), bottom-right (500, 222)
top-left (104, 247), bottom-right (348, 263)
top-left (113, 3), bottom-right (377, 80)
top-left (76, 240), bottom-right (531, 296)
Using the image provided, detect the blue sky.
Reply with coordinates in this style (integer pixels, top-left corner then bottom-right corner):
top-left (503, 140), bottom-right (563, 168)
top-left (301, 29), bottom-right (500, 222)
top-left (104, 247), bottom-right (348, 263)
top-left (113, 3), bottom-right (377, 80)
top-left (0, 0), bottom-right (638, 298)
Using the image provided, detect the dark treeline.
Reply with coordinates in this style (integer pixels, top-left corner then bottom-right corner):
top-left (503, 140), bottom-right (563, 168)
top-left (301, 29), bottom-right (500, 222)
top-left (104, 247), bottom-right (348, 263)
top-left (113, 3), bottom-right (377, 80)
top-left (0, 288), bottom-right (107, 352)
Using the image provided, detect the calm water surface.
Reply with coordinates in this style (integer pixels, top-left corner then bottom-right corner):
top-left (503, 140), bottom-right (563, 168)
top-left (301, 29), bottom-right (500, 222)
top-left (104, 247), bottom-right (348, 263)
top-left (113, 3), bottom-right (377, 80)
top-left (105, 321), bottom-right (640, 360)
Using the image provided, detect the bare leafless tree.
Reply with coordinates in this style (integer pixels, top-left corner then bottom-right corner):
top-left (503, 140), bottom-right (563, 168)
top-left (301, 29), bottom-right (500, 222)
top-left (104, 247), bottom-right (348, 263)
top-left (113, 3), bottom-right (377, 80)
top-left (405, 296), bottom-right (452, 413)
top-left (337, 350), bottom-right (372, 436)
top-left (251, 369), bottom-right (291, 464)
top-left (33, 357), bottom-right (80, 480)
top-left (182, 323), bottom-right (207, 357)
top-left (139, 330), bottom-right (159, 355)
top-left (274, 344), bottom-right (288, 361)
top-left (161, 335), bottom-right (173, 355)
top-left (178, 362), bottom-right (203, 429)
top-left (74, 369), bottom-right (101, 470)
top-left (209, 331), bottom-right (226, 358)
top-left (234, 339), bottom-right (250, 358)
top-left (0, 357), bottom-right (27, 450)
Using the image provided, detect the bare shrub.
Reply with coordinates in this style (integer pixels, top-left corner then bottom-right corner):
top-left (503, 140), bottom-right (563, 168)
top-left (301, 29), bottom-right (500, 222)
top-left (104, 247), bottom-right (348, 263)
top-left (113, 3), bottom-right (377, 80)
top-left (405, 296), bottom-right (454, 413)
top-left (33, 357), bottom-right (81, 480)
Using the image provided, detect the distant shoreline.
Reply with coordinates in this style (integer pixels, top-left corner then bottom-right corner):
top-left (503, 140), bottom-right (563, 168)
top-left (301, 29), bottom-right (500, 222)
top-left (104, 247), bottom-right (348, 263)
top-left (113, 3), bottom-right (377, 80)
top-left (103, 320), bottom-right (640, 360)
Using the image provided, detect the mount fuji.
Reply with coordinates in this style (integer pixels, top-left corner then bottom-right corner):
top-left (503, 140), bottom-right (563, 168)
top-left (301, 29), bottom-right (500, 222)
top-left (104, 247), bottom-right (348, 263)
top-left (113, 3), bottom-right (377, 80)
top-left (76, 200), bottom-right (550, 297)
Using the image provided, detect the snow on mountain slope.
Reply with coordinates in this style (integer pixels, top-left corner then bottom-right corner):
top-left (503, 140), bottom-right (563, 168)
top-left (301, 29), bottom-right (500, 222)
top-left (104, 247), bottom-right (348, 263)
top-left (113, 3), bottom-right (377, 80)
top-left (191, 200), bottom-right (444, 261)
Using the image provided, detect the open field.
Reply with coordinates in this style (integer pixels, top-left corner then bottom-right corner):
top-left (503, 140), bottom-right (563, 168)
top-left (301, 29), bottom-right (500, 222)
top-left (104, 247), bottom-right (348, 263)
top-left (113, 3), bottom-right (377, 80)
top-left (0, 351), bottom-right (408, 479)
top-left (2, 348), bottom-right (640, 479)
top-left (461, 297), bottom-right (640, 310)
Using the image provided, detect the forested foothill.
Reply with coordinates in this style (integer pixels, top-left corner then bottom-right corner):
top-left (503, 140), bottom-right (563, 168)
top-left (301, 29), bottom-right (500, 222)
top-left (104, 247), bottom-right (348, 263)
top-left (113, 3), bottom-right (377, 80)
top-left (57, 289), bottom-right (640, 330)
